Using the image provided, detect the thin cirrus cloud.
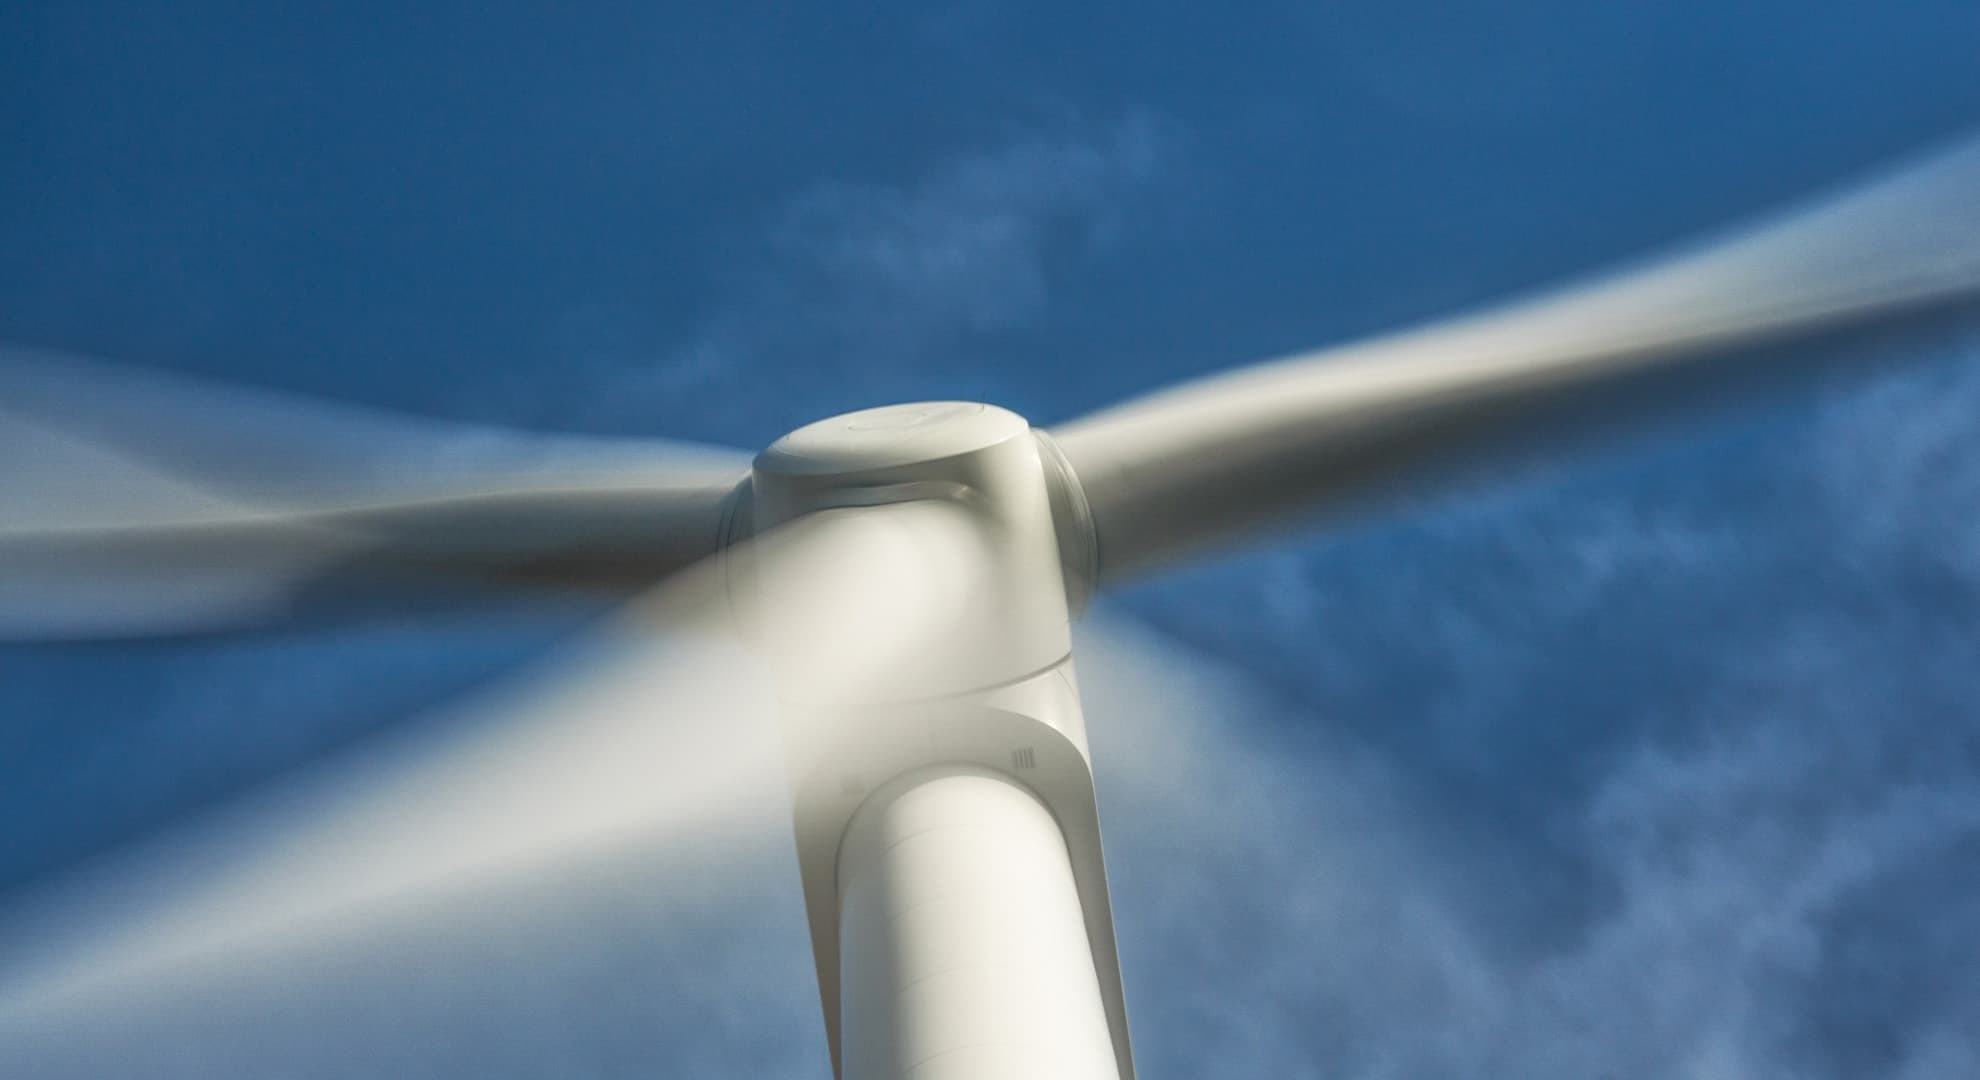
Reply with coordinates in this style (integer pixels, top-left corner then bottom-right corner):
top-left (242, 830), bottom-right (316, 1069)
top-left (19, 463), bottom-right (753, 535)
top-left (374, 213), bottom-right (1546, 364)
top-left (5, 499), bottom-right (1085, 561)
top-left (602, 115), bottom-right (1175, 416)
top-left (1820, 329), bottom-right (1980, 580)
top-left (1086, 508), bottom-right (1980, 1077)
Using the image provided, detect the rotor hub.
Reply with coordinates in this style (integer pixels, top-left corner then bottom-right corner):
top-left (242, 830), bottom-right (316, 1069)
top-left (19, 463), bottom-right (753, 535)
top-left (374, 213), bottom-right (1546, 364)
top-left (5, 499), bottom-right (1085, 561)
top-left (756, 401), bottom-right (1027, 477)
top-left (724, 402), bottom-right (1085, 705)
top-left (728, 399), bottom-right (1093, 635)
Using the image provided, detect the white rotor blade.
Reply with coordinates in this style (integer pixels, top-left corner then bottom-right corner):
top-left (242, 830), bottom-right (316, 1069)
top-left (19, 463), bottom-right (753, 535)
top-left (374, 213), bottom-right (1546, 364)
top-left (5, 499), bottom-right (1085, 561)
top-left (0, 498), bottom-right (1004, 1016)
top-left (0, 551), bottom-right (775, 1017)
top-left (1053, 133), bottom-right (1980, 581)
top-left (0, 348), bottom-right (749, 638)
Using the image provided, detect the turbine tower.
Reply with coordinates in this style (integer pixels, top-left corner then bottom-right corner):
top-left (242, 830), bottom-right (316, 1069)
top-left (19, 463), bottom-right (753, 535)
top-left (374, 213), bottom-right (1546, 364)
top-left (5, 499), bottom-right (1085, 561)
top-left (744, 404), bottom-right (1132, 1078)
top-left (3, 134), bottom-right (1980, 1079)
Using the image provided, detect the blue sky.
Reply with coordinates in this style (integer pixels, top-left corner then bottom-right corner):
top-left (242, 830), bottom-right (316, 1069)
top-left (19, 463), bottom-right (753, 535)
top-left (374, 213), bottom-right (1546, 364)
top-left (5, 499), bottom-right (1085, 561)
top-left (3, 3), bottom-right (1980, 1077)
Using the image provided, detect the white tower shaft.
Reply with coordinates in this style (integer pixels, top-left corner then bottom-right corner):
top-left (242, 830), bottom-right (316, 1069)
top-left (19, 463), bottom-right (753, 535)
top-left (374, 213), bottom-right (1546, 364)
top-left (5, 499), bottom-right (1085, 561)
top-left (838, 765), bottom-right (1122, 1080)
top-left (745, 403), bottom-right (1135, 1077)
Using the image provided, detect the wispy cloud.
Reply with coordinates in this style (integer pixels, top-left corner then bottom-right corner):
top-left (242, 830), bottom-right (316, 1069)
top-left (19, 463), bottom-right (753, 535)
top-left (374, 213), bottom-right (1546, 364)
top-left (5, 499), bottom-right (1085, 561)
top-left (579, 115), bottom-right (1176, 430)
top-left (1081, 591), bottom-right (1980, 1080)
top-left (766, 119), bottom-right (1167, 336)
top-left (1817, 325), bottom-right (1980, 580)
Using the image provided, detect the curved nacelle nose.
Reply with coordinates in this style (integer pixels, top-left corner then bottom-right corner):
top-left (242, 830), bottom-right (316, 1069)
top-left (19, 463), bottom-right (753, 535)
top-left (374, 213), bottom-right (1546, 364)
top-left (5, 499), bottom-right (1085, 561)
top-left (725, 401), bottom-right (1091, 706)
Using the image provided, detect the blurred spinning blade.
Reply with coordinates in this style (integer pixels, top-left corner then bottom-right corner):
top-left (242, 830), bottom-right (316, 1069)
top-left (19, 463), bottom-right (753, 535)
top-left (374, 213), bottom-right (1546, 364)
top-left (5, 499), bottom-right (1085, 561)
top-left (1053, 132), bottom-right (1980, 580)
top-left (0, 496), bottom-right (1007, 1017)
top-left (0, 348), bottom-right (750, 639)
top-left (0, 553), bottom-right (768, 1016)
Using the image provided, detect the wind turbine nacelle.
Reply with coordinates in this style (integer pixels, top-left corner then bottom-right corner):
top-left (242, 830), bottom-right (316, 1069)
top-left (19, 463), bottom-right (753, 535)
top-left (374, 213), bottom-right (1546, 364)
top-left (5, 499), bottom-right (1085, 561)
top-left (733, 401), bottom-right (1092, 703)
top-left (728, 402), bottom-right (1134, 1080)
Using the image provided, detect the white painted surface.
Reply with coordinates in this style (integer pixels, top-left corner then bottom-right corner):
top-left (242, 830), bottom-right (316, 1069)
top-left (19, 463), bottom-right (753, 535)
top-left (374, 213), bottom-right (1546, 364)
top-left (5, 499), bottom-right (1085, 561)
top-left (746, 403), bottom-right (1075, 706)
top-left (837, 766), bottom-right (1121, 1080)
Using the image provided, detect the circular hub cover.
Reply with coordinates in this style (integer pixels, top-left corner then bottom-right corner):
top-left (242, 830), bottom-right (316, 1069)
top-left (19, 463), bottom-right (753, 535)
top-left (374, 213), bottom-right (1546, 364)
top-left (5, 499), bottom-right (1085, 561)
top-left (756, 401), bottom-right (1028, 477)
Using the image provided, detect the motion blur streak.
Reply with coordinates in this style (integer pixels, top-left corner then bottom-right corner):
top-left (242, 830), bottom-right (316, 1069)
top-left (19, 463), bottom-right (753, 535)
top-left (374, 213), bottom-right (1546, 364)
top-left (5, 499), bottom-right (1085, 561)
top-left (0, 561), bottom-right (781, 1018)
top-left (1057, 132), bottom-right (1980, 578)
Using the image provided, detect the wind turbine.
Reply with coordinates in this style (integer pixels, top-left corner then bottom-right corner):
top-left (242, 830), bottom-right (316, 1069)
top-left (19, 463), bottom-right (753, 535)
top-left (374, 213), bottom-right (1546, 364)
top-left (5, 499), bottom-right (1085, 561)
top-left (3, 132), bottom-right (1979, 1080)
